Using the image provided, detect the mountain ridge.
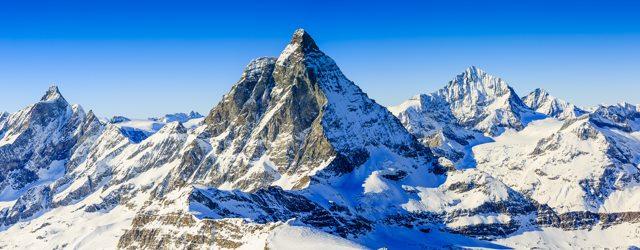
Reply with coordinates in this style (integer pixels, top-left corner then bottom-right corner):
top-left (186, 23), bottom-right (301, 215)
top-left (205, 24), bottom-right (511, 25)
top-left (0, 30), bottom-right (639, 249)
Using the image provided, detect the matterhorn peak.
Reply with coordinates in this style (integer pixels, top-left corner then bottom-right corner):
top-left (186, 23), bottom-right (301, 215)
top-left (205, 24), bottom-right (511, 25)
top-left (40, 84), bottom-right (66, 103)
top-left (289, 28), bottom-right (319, 52)
top-left (276, 29), bottom-right (323, 65)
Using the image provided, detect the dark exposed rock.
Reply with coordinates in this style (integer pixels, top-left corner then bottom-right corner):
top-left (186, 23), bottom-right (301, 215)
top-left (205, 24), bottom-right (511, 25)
top-left (0, 185), bottom-right (52, 226)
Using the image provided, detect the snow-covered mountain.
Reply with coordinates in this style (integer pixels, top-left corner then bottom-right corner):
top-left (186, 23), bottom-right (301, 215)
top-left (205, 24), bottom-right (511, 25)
top-left (0, 86), bottom-right (103, 202)
top-left (107, 112), bottom-right (204, 143)
top-left (0, 31), bottom-right (639, 249)
top-left (388, 66), bottom-right (640, 247)
top-left (114, 29), bottom-right (449, 248)
top-left (523, 88), bottom-right (587, 119)
top-left (150, 111), bottom-right (203, 123)
top-left (434, 66), bottom-right (536, 136)
top-left (389, 66), bottom-right (540, 166)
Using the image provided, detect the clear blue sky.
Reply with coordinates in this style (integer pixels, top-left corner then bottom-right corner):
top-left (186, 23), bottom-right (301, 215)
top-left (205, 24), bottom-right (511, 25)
top-left (1, 0), bottom-right (639, 118)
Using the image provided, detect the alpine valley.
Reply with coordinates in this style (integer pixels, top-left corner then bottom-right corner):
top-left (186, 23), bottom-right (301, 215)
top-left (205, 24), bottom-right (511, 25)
top-left (0, 30), bottom-right (638, 249)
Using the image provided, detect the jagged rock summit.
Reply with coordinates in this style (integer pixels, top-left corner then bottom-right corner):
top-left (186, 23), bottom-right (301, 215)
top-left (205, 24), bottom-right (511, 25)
top-left (289, 28), bottom-right (320, 51)
top-left (115, 29), bottom-right (446, 248)
top-left (436, 66), bottom-right (535, 135)
top-left (0, 85), bottom-right (103, 201)
top-left (199, 28), bottom-right (440, 191)
top-left (40, 85), bottom-right (66, 103)
top-left (523, 88), bottom-right (586, 119)
top-left (389, 66), bottom-right (537, 165)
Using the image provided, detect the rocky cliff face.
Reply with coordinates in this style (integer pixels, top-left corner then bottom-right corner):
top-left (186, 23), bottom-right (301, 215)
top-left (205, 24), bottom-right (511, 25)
top-left (194, 29), bottom-right (439, 192)
top-left (116, 29), bottom-right (445, 249)
top-left (0, 86), bottom-right (103, 201)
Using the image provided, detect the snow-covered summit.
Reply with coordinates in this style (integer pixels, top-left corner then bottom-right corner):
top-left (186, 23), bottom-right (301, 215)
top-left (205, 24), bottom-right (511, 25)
top-left (290, 28), bottom-right (319, 51)
top-left (589, 102), bottom-right (640, 132)
top-left (389, 66), bottom-right (536, 165)
top-left (523, 88), bottom-right (586, 119)
top-left (200, 29), bottom-right (440, 191)
top-left (435, 66), bottom-right (534, 135)
top-left (39, 85), bottom-right (66, 103)
top-left (0, 86), bottom-right (102, 201)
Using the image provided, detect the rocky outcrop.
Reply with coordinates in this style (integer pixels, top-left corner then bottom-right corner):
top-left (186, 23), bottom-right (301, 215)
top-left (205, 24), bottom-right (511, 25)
top-left (0, 185), bottom-right (52, 226)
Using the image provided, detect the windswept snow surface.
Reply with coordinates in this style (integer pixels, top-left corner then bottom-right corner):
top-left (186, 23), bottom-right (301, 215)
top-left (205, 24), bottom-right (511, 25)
top-left (265, 224), bottom-right (367, 250)
top-left (474, 116), bottom-right (640, 213)
top-left (495, 223), bottom-right (640, 249)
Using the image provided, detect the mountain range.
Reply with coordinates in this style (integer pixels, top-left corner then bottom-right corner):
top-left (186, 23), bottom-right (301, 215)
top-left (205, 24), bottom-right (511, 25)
top-left (0, 29), bottom-right (638, 249)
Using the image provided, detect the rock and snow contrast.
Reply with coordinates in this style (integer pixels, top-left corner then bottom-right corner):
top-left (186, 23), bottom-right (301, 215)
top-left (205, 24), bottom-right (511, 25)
top-left (523, 88), bottom-right (587, 120)
top-left (389, 66), bottom-right (540, 166)
top-left (0, 30), bottom-right (639, 249)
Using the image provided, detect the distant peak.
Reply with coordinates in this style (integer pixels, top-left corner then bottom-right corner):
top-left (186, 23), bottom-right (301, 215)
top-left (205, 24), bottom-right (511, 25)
top-left (110, 116), bottom-right (131, 124)
top-left (40, 84), bottom-right (66, 103)
top-left (528, 88), bottom-right (550, 98)
top-left (289, 28), bottom-right (319, 52)
top-left (464, 66), bottom-right (486, 76)
top-left (532, 88), bottom-right (547, 94)
top-left (188, 111), bottom-right (203, 118)
top-left (87, 109), bottom-right (97, 116)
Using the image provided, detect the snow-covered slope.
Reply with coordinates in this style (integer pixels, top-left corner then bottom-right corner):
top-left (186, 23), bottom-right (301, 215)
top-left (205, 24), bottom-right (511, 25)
top-left (108, 112), bottom-right (204, 143)
top-left (474, 105), bottom-right (640, 214)
top-left (523, 88), bottom-right (586, 119)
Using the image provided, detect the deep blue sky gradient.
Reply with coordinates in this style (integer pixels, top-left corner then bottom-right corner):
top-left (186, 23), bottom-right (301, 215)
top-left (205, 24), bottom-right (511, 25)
top-left (1, 0), bottom-right (639, 117)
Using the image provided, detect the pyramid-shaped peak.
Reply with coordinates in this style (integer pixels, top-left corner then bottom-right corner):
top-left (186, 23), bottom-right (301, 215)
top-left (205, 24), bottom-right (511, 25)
top-left (289, 28), bottom-right (319, 52)
top-left (40, 84), bottom-right (66, 103)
